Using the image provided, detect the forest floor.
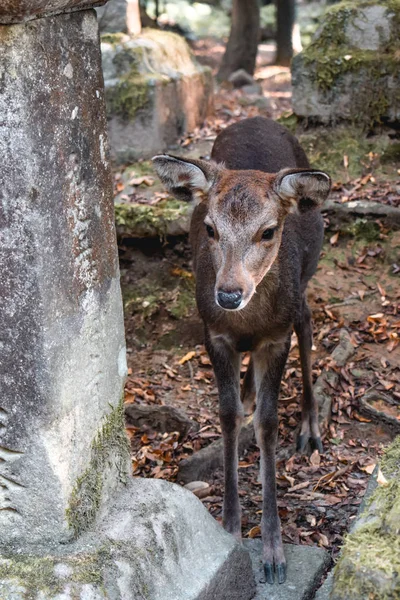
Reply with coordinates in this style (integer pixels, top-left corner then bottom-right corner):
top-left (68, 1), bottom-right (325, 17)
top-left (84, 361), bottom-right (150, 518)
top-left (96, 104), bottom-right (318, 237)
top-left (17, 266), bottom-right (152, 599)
top-left (116, 39), bottom-right (400, 559)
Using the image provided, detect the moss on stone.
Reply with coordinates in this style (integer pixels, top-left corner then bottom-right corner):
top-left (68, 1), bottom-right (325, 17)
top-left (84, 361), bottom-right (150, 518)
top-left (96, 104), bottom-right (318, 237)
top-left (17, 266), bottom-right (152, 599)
top-left (66, 398), bottom-right (130, 538)
top-left (331, 436), bottom-right (400, 599)
top-left (381, 435), bottom-right (400, 477)
top-left (0, 552), bottom-right (104, 597)
top-left (300, 0), bottom-right (400, 127)
top-left (344, 218), bottom-right (381, 242)
top-left (115, 199), bottom-right (190, 239)
top-left (105, 75), bottom-right (152, 121)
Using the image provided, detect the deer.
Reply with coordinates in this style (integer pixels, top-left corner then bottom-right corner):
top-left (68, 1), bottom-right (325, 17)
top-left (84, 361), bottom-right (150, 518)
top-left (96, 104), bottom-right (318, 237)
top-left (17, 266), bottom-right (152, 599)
top-left (153, 117), bottom-right (331, 585)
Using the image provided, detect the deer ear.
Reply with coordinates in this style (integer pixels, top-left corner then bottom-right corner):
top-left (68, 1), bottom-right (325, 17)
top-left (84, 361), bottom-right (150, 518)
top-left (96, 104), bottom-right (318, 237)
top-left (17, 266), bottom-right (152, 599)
top-left (274, 168), bottom-right (331, 212)
top-left (152, 155), bottom-right (219, 203)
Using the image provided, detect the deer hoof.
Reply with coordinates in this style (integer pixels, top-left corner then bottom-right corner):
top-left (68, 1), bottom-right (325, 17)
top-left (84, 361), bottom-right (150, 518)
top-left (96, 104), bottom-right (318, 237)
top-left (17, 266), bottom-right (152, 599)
top-left (296, 433), bottom-right (309, 453)
top-left (263, 562), bottom-right (287, 585)
top-left (276, 563), bottom-right (287, 584)
top-left (264, 562), bottom-right (274, 584)
top-left (296, 433), bottom-right (323, 454)
top-left (310, 436), bottom-right (323, 453)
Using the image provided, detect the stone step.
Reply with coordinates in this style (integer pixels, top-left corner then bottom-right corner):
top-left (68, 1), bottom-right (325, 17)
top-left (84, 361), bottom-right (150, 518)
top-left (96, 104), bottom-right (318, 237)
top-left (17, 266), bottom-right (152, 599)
top-left (243, 540), bottom-right (331, 600)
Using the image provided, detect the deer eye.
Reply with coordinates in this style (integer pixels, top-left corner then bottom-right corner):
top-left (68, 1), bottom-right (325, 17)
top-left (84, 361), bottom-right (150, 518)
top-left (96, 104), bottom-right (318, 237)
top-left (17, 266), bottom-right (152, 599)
top-left (261, 227), bottom-right (277, 241)
top-left (206, 224), bottom-right (215, 238)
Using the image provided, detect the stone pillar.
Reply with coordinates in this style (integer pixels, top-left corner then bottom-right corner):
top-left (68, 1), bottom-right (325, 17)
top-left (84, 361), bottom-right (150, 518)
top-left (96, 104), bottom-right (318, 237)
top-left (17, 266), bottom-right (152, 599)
top-left (0, 5), bottom-right (128, 549)
top-left (0, 3), bottom-right (255, 598)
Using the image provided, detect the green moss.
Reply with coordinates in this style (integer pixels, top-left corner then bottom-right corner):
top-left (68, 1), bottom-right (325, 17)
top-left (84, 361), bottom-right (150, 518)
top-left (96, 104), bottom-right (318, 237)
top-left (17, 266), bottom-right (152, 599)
top-left (115, 199), bottom-right (190, 239)
top-left (381, 141), bottom-right (400, 163)
top-left (167, 279), bottom-right (195, 320)
top-left (381, 435), bottom-right (400, 477)
top-left (298, 125), bottom-right (388, 180)
top-left (332, 437), bottom-right (400, 599)
top-left (66, 399), bottom-right (130, 538)
top-left (105, 76), bottom-right (152, 121)
top-left (0, 552), bottom-right (104, 597)
top-left (300, 0), bottom-right (400, 127)
top-left (344, 218), bottom-right (381, 242)
top-left (277, 112), bottom-right (299, 135)
top-left (100, 32), bottom-right (127, 46)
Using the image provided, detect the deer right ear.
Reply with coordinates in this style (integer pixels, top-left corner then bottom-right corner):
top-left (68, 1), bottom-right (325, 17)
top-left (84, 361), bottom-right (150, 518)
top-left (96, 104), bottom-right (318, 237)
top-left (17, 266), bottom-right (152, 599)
top-left (152, 155), bottom-right (219, 203)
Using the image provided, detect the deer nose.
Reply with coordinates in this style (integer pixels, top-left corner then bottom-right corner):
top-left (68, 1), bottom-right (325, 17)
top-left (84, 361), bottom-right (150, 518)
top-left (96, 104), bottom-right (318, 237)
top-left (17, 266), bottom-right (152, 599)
top-left (217, 290), bottom-right (243, 310)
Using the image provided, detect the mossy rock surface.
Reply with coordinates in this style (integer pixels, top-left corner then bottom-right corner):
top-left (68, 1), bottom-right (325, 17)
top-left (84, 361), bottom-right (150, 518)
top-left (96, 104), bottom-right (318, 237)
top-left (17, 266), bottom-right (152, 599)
top-left (115, 199), bottom-right (191, 238)
top-left (292, 0), bottom-right (400, 126)
top-left (101, 29), bottom-right (213, 162)
top-left (331, 436), bottom-right (400, 599)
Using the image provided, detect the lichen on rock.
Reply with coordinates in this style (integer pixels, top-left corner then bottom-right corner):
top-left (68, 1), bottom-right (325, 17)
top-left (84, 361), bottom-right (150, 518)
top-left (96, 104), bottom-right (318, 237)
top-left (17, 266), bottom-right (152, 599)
top-left (292, 0), bottom-right (400, 126)
top-left (66, 399), bottom-right (130, 538)
top-left (115, 198), bottom-right (191, 239)
top-left (331, 435), bottom-right (400, 599)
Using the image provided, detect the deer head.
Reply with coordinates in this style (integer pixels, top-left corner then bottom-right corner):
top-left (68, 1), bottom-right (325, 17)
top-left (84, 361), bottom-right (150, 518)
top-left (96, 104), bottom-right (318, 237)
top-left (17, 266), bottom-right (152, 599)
top-left (153, 155), bottom-right (331, 311)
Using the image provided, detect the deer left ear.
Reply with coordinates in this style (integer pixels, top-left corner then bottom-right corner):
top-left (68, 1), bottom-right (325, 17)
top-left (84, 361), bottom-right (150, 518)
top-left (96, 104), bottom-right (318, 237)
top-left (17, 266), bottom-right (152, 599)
top-left (274, 168), bottom-right (331, 212)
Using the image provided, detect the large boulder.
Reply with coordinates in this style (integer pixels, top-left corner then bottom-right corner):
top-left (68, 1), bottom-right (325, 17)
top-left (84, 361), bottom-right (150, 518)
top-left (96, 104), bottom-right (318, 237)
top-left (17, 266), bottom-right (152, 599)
top-left (101, 29), bottom-right (213, 163)
top-left (292, 1), bottom-right (400, 126)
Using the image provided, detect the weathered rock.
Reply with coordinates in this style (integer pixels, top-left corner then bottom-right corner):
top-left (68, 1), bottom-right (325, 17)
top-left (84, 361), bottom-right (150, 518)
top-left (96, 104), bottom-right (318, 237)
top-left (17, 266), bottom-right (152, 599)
top-left (96, 0), bottom-right (128, 32)
top-left (228, 68), bottom-right (256, 88)
top-left (115, 198), bottom-right (192, 238)
top-left (0, 0), bottom-right (107, 23)
top-left (330, 436), bottom-right (400, 599)
top-left (0, 479), bottom-right (257, 600)
top-left (178, 423), bottom-right (255, 484)
top-left (244, 539), bottom-right (330, 599)
top-left (96, 0), bottom-right (140, 35)
top-left (184, 480), bottom-right (212, 499)
top-left (125, 402), bottom-right (198, 437)
top-left (314, 571), bottom-right (334, 600)
top-left (101, 29), bottom-right (213, 162)
top-left (0, 8), bottom-right (128, 550)
top-left (292, 1), bottom-right (400, 126)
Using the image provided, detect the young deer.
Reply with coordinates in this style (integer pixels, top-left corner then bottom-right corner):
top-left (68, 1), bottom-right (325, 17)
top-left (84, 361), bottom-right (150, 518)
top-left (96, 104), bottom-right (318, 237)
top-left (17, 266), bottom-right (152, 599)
top-left (153, 117), bottom-right (331, 585)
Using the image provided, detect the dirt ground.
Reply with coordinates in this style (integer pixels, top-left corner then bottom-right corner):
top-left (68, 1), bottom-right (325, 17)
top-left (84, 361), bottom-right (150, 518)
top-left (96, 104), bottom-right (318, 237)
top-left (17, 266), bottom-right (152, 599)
top-left (117, 39), bottom-right (400, 559)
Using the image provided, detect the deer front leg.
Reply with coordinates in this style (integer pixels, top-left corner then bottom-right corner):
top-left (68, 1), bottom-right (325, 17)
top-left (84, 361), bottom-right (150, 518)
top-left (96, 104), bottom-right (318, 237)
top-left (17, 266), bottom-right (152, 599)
top-left (294, 297), bottom-right (323, 453)
top-left (206, 331), bottom-right (242, 540)
top-left (253, 338), bottom-right (290, 584)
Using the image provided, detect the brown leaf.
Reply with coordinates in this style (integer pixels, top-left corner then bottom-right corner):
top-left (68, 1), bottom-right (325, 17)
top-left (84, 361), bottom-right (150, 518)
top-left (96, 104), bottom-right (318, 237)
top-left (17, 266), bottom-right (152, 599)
top-left (310, 450), bottom-right (321, 467)
top-left (179, 351), bottom-right (196, 365)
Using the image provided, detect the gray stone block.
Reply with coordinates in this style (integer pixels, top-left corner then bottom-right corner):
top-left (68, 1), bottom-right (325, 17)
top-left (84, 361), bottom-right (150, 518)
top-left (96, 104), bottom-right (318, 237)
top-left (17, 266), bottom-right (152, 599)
top-left (314, 572), bottom-right (333, 600)
top-left (0, 8), bottom-right (128, 551)
top-left (291, 2), bottom-right (400, 126)
top-left (101, 29), bottom-right (213, 162)
top-left (244, 539), bottom-right (330, 600)
top-left (0, 480), bottom-right (256, 599)
top-left (0, 0), bottom-right (107, 23)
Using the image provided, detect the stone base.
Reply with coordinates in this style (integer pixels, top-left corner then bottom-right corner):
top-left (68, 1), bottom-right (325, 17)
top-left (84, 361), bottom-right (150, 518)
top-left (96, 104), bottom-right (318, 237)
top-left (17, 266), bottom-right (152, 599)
top-left (244, 540), bottom-right (330, 600)
top-left (101, 29), bottom-right (213, 163)
top-left (0, 479), bottom-right (256, 600)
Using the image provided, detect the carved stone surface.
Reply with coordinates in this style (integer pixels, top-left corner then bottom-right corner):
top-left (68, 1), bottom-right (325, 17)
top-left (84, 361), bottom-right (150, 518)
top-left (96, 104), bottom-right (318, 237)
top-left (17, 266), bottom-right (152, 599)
top-left (0, 9), bottom-right (128, 549)
top-left (0, 0), bottom-right (107, 24)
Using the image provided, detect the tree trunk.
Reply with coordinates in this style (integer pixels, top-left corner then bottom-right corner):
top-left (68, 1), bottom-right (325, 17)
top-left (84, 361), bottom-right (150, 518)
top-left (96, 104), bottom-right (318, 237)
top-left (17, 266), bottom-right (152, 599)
top-left (217, 0), bottom-right (260, 81)
top-left (275, 0), bottom-right (295, 66)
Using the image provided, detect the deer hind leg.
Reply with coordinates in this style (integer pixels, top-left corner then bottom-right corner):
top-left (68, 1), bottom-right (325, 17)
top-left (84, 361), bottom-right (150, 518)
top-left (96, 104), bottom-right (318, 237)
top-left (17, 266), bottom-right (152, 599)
top-left (294, 297), bottom-right (323, 453)
top-left (241, 357), bottom-right (256, 417)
